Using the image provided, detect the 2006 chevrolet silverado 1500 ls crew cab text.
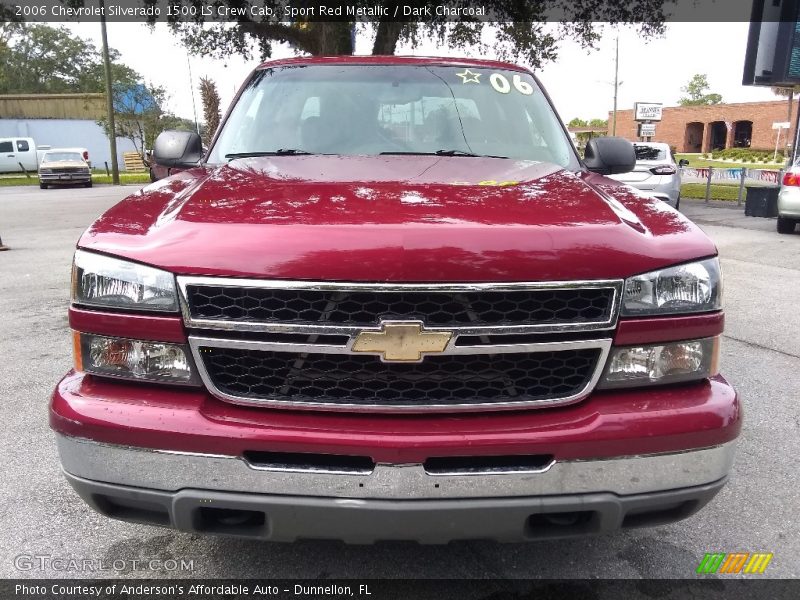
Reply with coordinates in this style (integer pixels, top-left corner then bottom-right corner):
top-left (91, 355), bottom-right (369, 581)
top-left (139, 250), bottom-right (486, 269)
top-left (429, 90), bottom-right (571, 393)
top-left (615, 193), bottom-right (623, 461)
top-left (50, 56), bottom-right (739, 543)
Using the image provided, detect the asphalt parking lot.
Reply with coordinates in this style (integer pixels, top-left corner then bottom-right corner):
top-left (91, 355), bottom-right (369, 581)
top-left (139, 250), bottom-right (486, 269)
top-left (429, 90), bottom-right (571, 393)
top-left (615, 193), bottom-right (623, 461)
top-left (0, 186), bottom-right (798, 579)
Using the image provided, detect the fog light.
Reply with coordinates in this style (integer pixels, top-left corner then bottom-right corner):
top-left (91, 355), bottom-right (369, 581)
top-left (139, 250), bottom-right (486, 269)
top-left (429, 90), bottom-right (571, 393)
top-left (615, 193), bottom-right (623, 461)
top-left (599, 337), bottom-right (719, 389)
top-left (76, 332), bottom-right (199, 385)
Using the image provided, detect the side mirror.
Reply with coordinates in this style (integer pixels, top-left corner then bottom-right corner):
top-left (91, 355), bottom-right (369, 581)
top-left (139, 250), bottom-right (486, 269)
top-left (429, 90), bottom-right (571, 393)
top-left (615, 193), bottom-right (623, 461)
top-left (584, 137), bottom-right (636, 175)
top-left (679, 159), bottom-right (690, 167)
top-left (152, 130), bottom-right (203, 168)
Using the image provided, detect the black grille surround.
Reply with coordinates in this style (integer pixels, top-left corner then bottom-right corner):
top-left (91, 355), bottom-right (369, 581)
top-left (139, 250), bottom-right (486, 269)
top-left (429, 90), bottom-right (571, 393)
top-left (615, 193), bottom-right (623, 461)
top-left (199, 347), bottom-right (602, 408)
top-left (184, 285), bottom-right (615, 327)
top-left (180, 278), bottom-right (621, 412)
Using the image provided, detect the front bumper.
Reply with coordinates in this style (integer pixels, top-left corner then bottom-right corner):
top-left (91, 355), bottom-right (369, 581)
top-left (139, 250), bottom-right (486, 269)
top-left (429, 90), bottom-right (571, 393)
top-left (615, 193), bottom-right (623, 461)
top-left (778, 187), bottom-right (800, 218)
top-left (63, 468), bottom-right (727, 543)
top-left (51, 371), bottom-right (740, 541)
top-left (39, 173), bottom-right (91, 184)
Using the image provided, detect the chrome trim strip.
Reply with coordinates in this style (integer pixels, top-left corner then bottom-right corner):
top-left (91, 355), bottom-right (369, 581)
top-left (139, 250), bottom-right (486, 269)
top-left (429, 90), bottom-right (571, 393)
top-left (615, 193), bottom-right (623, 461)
top-left (187, 337), bottom-right (612, 413)
top-left (56, 435), bottom-right (737, 499)
top-left (176, 277), bottom-right (624, 335)
top-left (423, 459), bottom-right (556, 477)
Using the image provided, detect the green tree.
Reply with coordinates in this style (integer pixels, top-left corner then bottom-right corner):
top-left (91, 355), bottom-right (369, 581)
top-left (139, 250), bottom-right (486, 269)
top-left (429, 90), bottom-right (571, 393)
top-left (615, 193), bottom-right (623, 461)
top-left (0, 24), bottom-right (140, 94)
top-left (568, 117), bottom-right (607, 147)
top-left (152, 1), bottom-right (667, 68)
top-left (679, 74), bottom-right (723, 106)
top-left (97, 84), bottom-right (192, 160)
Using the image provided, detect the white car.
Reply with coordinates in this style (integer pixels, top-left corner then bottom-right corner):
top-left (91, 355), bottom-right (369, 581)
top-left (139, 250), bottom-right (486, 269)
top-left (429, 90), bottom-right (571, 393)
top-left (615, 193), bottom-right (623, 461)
top-left (778, 165), bottom-right (800, 234)
top-left (607, 142), bottom-right (685, 209)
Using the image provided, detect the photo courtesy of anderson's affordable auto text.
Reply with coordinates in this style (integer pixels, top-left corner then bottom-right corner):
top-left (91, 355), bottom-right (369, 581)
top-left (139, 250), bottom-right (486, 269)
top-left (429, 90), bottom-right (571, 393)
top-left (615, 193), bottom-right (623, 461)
top-left (0, 0), bottom-right (798, 598)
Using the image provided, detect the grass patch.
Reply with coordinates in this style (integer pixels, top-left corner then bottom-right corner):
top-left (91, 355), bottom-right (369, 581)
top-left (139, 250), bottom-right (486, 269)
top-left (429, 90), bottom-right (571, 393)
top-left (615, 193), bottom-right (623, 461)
top-left (681, 183), bottom-right (742, 201)
top-left (675, 153), bottom-right (784, 170)
top-left (0, 172), bottom-right (150, 187)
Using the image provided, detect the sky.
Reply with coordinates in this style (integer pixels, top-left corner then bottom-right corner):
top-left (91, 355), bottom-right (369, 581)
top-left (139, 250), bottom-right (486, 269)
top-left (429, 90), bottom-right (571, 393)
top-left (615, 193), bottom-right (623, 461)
top-left (62, 21), bottom-right (780, 125)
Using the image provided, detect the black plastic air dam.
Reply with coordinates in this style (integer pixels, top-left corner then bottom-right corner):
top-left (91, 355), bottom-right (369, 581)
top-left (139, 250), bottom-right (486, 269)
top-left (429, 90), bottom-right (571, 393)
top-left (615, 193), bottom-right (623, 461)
top-left (65, 472), bottom-right (726, 544)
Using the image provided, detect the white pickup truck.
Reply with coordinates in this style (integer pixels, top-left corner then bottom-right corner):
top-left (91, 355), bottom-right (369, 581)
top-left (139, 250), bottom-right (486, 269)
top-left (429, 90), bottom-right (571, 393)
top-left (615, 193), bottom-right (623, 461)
top-left (0, 137), bottom-right (91, 173)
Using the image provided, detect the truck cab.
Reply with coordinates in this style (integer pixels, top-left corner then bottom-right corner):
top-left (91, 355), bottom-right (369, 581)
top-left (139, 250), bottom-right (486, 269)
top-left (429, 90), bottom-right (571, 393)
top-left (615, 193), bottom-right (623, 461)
top-left (0, 136), bottom-right (37, 173)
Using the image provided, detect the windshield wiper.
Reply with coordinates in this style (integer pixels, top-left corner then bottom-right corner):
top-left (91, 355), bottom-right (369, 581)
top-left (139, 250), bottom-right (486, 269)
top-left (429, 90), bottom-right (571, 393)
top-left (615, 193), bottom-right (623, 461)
top-left (225, 149), bottom-right (314, 159)
top-left (380, 150), bottom-right (509, 159)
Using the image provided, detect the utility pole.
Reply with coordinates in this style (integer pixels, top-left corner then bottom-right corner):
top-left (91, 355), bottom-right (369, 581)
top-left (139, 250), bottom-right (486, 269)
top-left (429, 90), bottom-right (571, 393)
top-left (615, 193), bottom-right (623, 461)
top-left (99, 0), bottom-right (119, 185)
top-left (187, 54), bottom-right (200, 135)
top-left (612, 34), bottom-right (619, 136)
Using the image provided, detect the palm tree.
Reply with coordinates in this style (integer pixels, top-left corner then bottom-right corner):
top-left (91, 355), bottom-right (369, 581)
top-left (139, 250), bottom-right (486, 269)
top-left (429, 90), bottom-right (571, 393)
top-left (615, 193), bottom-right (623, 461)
top-left (772, 85), bottom-right (800, 125)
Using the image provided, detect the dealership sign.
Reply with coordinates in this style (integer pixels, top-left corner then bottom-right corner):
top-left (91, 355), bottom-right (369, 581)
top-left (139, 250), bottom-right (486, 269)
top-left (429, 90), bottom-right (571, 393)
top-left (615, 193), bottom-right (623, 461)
top-left (638, 123), bottom-right (657, 137)
top-left (634, 102), bottom-right (663, 122)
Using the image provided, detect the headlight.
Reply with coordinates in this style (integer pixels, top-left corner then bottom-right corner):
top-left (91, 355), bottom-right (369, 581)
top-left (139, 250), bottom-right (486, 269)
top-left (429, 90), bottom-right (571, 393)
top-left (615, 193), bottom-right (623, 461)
top-left (39, 168), bottom-right (53, 174)
top-left (598, 337), bottom-right (719, 389)
top-left (72, 250), bottom-right (178, 312)
top-left (621, 258), bottom-right (721, 316)
top-left (74, 332), bottom-right (199, 385)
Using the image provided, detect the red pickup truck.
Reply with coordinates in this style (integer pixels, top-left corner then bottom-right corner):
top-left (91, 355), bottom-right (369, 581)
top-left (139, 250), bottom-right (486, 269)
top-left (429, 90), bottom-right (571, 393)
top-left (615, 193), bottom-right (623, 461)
top-left (51, 56), bottom-right (739, 543)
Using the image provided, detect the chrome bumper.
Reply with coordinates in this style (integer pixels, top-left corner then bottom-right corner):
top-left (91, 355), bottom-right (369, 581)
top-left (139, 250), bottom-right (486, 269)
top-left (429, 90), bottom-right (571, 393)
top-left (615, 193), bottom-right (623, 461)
top-left (39, 173), bottom-right (91, 181)
top-left (56, 434), bottom-right (736, 499)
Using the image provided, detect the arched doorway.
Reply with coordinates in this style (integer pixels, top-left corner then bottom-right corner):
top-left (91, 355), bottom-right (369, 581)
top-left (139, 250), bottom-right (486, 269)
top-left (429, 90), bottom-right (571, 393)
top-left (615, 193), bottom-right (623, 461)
top-left (733, 121), bottom-right (752, 147)
top-left (684, 122), bottom-right (704, 152)
top-left (709, 121), bottom-right (727, 151)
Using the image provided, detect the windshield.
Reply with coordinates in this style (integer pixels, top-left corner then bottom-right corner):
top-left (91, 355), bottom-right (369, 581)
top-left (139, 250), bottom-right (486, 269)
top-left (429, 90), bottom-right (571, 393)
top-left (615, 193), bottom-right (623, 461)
top-left (634, 145), bottom-right (667, 161)
top-left (209, 64), bottom-right (577, 168)
top-left (43, 152), bottom-right (84, 163)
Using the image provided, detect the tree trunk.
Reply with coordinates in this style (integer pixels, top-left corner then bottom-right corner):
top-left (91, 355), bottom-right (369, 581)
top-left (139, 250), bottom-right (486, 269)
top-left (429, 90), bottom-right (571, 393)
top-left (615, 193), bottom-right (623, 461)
top-left (372, 21), bottom-right (405, 55)
top-left (307, 22), bottom-right (354, 55)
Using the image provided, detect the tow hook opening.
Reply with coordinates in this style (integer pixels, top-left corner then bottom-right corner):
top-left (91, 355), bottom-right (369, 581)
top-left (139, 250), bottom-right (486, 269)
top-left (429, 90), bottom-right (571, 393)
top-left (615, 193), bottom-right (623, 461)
top-left (194, 507), bottom-right (268, 537)
top-left (525, 511), bottom-right (599, 538)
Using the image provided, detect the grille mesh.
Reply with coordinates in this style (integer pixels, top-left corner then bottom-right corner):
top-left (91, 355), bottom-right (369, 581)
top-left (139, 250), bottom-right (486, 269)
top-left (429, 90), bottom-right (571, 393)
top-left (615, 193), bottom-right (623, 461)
top-left (186, 286), bottom-right (614, 326)
top-left (199, 347), bottom-right (601, 407)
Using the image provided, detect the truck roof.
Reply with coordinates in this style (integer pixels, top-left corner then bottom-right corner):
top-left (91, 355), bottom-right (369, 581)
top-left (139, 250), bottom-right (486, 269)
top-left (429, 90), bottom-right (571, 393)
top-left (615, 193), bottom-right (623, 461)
top-left (256, 55), bottom-right (531, 72)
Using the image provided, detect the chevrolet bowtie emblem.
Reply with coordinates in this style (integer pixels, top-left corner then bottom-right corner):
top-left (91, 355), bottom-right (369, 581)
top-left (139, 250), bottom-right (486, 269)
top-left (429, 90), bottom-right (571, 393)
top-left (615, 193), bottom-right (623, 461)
top-left (351, 321), bottom-right (453, 362)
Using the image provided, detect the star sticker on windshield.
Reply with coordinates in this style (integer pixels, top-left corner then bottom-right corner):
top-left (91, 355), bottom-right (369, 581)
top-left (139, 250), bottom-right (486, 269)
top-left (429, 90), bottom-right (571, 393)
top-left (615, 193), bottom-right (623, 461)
top-left (456, 69), bottom-right (481, 84)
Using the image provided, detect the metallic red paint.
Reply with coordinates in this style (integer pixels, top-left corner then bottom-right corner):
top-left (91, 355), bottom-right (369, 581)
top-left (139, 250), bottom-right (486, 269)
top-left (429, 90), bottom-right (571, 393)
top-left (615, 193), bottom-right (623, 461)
top-left (69, 307), bottom-right (186, 343)
top-left (77, 158), bottom-right (715, 282)
top-left (50, 371), bottom-right (740, 463)
top-left (53, 57), bottom-right (737, 507)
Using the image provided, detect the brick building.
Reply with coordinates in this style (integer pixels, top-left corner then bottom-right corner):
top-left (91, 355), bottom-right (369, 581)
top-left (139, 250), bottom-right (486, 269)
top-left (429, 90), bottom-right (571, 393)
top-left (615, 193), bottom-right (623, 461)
top-left (611, 100), bottom-right (799, 153)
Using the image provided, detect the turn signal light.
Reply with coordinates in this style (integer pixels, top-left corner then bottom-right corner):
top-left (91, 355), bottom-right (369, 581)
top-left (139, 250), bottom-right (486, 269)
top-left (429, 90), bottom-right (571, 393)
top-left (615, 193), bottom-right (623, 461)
top-left (650, 165), bottom-right (677, 175)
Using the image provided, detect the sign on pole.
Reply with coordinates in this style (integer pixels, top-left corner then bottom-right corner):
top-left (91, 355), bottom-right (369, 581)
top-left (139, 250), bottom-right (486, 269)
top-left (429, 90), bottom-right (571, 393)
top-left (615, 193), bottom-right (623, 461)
top-left (634, 102), bottom-right (663, 122)
top-left (638, 123), bottom-right (657, 137)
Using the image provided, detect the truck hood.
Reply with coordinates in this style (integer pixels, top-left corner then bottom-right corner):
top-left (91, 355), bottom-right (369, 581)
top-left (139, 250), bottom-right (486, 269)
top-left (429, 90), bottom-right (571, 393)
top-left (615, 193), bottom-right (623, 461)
top-left (79, 155), bottom-right (716, 281)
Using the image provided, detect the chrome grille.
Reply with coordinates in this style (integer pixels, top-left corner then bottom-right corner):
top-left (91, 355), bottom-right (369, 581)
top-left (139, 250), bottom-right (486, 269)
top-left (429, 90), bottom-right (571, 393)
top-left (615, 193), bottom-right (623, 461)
top-left (198, 346), bottom-right (602, 408)
top-left (185, 285), bottom-right (614, 327)
top-left (51, 167), bottom-right (87, 174)
top-left (179, 278), bottom-right (622, 412)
